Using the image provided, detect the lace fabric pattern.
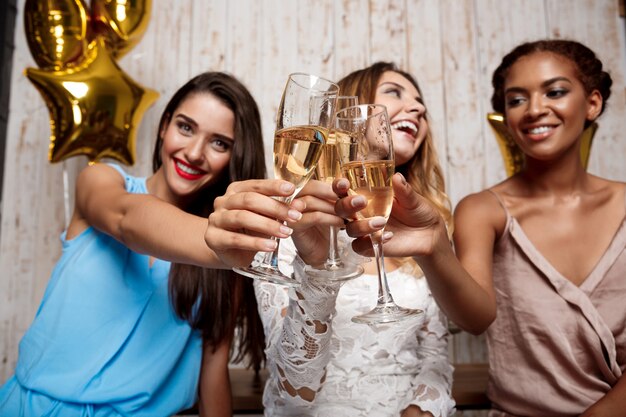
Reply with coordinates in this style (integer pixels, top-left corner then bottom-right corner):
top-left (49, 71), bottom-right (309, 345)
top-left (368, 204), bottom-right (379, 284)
top-left (255, 238), bottom-right (455, 417)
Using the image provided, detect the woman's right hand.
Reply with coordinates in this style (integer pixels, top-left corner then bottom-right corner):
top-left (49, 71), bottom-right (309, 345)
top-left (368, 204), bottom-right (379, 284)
top-left (333, 173), bottom-right (448, 259)
top-left (205, 179), bottom-right (305, 268)
top-left (336, 173), bottom-right (498, 334)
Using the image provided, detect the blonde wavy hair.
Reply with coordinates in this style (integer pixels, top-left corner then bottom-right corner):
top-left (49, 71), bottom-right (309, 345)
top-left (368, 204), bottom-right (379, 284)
top-left (337, 62), bottom-right (452, 272)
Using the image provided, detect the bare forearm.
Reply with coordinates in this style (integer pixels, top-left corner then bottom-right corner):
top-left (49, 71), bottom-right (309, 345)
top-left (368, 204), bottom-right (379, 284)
top-left (77, 164), bottom-right (223, 268)
top-left (415, 245), bottom-right (496, 335)
top-left (198, 341), bottom-right (233, 417)
top-left (198, 369), bottom-right (232, 417)
top-left (116, 194), bottom-right (223, 268)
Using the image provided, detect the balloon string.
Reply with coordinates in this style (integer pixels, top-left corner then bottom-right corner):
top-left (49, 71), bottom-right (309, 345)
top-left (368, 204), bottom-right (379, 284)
top-left (62, 163), bottom-right (71, 229)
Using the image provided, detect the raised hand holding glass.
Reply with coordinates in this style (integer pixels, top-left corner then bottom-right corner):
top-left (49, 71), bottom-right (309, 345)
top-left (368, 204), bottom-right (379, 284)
top-left (234, 73), bottom-right (339, 286)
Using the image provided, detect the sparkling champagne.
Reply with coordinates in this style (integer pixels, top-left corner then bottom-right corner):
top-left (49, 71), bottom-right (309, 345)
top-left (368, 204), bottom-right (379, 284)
top-left (341, 160), bottom-right (394, 219)
top-left (315, 134), bottom-right (341, 183)
top-left (274, 126), bottom-right (326, 194)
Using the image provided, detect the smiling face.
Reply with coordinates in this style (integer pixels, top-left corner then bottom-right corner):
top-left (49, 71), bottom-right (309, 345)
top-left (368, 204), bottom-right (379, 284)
top-left (503, 51), bottom-right (602, 163)
top-left (157, 92), bottom-right (235, 206)
top-left (374, 71), bottom-right (428, 167)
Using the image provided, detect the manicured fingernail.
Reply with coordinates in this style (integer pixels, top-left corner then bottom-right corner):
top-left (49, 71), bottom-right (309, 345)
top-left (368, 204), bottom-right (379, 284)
top-left (337, 178), bottom-right (350, 189)
top-left (288, 209), bottom-right (302, 221)
top-left (264, 240), bottom-right (278, 251)
top-left (281, 182), bottom-right (295, 193)
top-left (351, 196), bottom-right (366, 208)
top-left (369, 217), bottom-right (386, 228)
top-left (382, 231), bottom-right (393, 241)
top-left (280, 225), bottom-right (293, 236)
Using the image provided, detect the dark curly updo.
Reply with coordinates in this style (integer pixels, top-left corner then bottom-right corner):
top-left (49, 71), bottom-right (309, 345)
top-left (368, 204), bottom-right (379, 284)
top-left (491, 39), bottom-right (613, 119)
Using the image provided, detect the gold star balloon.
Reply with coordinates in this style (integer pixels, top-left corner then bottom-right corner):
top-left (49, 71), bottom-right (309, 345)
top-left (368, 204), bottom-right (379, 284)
top-left (25, 37), bottom-right (158, 164)
top-left (23, 0), bottom-right (158, 165)
top-left (487, 113), bottom-right (597, 177)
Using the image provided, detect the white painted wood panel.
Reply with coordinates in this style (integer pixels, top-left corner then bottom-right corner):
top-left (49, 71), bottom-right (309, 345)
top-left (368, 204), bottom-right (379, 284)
top-left (2, 0), bottom-right (625, 392)
top-left (369, 0), bottom-right (409, 66)
top-left (333, 0), bottom-right (371, 76)
top-left (406, 0), bottom-right (448, 180)
top-left (440, 0), bottom-right (485, 204)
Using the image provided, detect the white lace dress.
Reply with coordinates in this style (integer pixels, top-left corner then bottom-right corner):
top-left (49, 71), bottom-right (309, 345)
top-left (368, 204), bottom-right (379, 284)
top-left (254, 239), bottom-right (455, 417)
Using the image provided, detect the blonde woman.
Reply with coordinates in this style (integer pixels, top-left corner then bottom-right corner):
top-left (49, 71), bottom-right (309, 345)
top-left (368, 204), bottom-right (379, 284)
top-left (206, 63), bottom-right (456, 416)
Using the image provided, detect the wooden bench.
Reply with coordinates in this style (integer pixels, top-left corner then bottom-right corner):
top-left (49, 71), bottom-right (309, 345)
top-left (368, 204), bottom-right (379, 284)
top-left (228, 363), bottom-right (489, 412)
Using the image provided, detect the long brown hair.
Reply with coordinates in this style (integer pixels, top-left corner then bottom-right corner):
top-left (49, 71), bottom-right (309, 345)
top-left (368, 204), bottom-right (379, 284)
top-left (337, 62), bottom-right (452, 228)
top-left (153, 72), bottom-right (266, 369)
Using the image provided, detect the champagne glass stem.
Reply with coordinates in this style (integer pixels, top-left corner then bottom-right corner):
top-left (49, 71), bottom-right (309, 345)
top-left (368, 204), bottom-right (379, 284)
top-left (262, 195), bottom-right (293, 270)
top-left (351, 227), bottom-right (420, 325)
top-left (305, 220), bottom-right (363, 281)
top-left (261, 234), bottom-right (282, 269)
top-left (324, 225), bottom-right (341, 269)
top-left (371, 232), bottom-right (395, 306)
top-left (234, 195), bottom-right (300, 286)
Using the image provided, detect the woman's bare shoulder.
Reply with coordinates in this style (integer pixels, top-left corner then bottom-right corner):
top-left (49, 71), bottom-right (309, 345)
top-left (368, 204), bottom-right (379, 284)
top-left (591, 175), bottom-right (626, 192)
top-left (454, 179), bottom-right (517, 241)
top-left (74, 164), bottom-right (129, 220)
top-left (76, 163), bottom-right (124, 186)
top-left (582, 175), bottom-right (625, 203)
top-left (456, 185), bottom-right (507, 214)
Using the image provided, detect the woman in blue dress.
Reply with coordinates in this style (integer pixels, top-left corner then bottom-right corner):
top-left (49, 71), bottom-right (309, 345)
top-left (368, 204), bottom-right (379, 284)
top-left (0, 71), bottom-right (266, 417)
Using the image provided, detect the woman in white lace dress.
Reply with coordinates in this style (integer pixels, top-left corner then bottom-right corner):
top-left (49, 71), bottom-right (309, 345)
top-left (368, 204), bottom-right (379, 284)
top-left (206, 63), bottom-right (455, 416)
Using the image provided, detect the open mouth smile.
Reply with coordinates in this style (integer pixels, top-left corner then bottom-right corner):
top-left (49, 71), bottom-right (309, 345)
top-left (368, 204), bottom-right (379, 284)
top-left (391, 120), bottom-right (419, 138)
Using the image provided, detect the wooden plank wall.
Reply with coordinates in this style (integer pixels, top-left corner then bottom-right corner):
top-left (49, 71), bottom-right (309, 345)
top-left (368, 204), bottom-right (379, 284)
top-left (1, 0), bottom-right (625, 397)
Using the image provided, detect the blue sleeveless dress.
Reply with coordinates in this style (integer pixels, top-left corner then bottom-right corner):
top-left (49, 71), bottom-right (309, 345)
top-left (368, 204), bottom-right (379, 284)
top-left (0, 165), bottom-right (202, 417)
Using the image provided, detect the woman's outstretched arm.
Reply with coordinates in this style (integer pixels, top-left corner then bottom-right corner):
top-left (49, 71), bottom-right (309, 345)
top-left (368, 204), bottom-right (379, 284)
top-left (71, 163), bottom-right (221, 268)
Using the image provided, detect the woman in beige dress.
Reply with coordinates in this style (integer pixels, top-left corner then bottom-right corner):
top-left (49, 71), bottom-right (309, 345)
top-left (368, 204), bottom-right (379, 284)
top-left (335, 39), bottom-right (626, 416)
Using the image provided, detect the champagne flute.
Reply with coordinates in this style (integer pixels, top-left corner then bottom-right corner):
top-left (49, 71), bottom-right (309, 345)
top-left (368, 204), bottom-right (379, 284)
top-left (305, 96), bottom-right (364, 281)
top-left (335, 104), bottom-right (422, 324)
top-left (234, 73), bottom-right (339, 287)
